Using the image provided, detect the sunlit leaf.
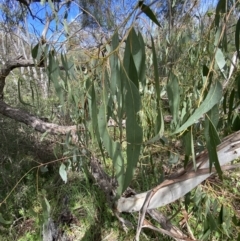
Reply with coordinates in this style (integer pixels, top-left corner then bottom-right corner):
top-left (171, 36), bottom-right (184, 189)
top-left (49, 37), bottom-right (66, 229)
top-left (174, 81), bottom-right (222, 134)
top-left (59, 163), bottom-right (67, 183)
top-left (215, 48), bottom-right (226, 70)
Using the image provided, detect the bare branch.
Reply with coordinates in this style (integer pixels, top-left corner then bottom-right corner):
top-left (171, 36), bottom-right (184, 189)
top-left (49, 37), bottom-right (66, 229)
top-left (0, 100), bottom-right (79, 135)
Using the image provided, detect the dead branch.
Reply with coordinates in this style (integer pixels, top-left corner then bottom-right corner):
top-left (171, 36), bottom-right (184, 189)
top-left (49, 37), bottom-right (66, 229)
top-left (0, 100), bottom-right (79, 136)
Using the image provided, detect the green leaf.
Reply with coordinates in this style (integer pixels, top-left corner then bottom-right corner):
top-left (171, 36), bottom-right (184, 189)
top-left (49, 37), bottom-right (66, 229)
top-left (122, 62), bottom-right (142, 192)
top-left (215, 48), bottom-right (226, 70)
top-left (232, 114), bottom-right (240, 131)
top-left (174, 81), bottom-right (222, 134)
top-left (32, 43), bottom-right (39, 59)
top-left (235, 17), bottom-right (240, 58)
top-left (237, 74), bottom-right (240, 100)
top-left (129, 54), bottom-right (139, 89)
top-left (228, 89), bottom-right (235, 125)
top-left (59, 163), bottom-right (67, 183)
top-left (98, 71), bottom-right (125, 197)
top-left (204, 115), bottom-right (222, 176)
top-left (44, 197), bottom-right (51, 215)
top-left (215, 0), bottom-right (226, 28)
top-left (124, 28), bottom-right (145, 88)
top-left (89, 82), bottom-right (105, 161)
top-left (167, 72), bottom-right (180, 126)
top-left (184, 192), bottom-right (191, 212)
top-left (208, 104), bottom-right (219, 128)
top-left (214, 27), bottom-right (221, 47)
top-left (207, 213), bottom-right (218, 231)
top-left (40, 166), bottom-right (48, 173)
top-left (183, 130), bottom-right (191, 166)
top-left (110, 32), bottom-right (121, 95)
top-left (151, 36), bottom-right (164, 136)
top-left (138, 2), bottom-right (161, 27)
top-left (48, 52), bottom-right (64, 105)
top-left (203, 64), bottom-right (210, 76)
top-left (137, 32), bottom-right (146, 88)
top-left (223, 91), bottom-right (228, 114)
top-left (183, 129), bottom-right (195, 169)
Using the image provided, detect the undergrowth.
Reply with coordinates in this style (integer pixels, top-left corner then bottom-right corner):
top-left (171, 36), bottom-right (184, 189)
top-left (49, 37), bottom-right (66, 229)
top-left (1, 117), bottom-right (240, 241)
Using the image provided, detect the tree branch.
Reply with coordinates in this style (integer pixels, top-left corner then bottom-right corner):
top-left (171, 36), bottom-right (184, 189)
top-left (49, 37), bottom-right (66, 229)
top-left (0, 100), bottom-right (79, 136)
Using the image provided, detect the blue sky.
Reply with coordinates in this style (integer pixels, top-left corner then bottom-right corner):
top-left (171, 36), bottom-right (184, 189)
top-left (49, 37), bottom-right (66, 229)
top-left (25, 0), bottom-right (218, 40)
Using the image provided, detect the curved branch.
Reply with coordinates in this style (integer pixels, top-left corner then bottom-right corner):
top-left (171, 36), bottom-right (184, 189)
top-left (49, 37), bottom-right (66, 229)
top-left (0, 100), bottom-right (79, 135)
top-left (0, 57), bottom-right (66, 100)
top-left (0, 58), bottom-right (36, 99)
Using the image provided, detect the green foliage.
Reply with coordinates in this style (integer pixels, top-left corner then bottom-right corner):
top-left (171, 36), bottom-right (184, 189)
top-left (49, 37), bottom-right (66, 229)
top-left (2, 0), bottom-right (240, 240)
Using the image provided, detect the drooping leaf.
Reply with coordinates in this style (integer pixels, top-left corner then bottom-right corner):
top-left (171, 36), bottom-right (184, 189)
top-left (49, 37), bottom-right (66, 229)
top-left (214, 27), bottom-right (221, 47)
top-left (129, 54), bottom-right (139, 89)
top-left (151, 35), bottom-right (164, 136)
top-left (208, 104), bottom-right (219, 128)
top-left (215, 48), bottom-right (226, 71)
top-left (223, 91), bottom-right (228, 114)
top-left (174, 81), bottom-right (222, 134)
top-left (138, 1), bottom-right (161, 27)
top-left (32, 43), bottom-right (39, 59)
top-left (235, 17), bottom-right (240, 58)
top-left (204, 114), bottom-right (222, 176)
top-left (98, 70), bottom-right (125, 197)
top-left (215, 0), bottom-right (226, 28)
top-left (89, 82), bottom-right (105, 161)
top-left (122, 31), bottom-right (143, 191)
top-left (48, 51), bottom-right (64, 105)
top-left (137, 32), bottom-right (146, 88)
top-left (236, 74), bottom-right (240, 100)
top-left (183, 130), bottom-right (191, 167)
top-left (124, 28), bottom-right (145, 88)
top-left (228, 89), bottom-right (235, 125)
top-left (232, 114), bottom-right (240, 131)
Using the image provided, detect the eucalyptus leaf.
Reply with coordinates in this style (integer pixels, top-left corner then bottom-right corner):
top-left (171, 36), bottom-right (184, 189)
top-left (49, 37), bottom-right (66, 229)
top-left (215, 48), bottom-right (226, 70)
top-left (167, 72), bottom-right (180, 126)
top-left (174, 81), bottom-right (222, 134)
top-left (32, 43), bottom-right (39, 59)
top-left (59, 163), bottom-right (67, 183)
top-left (138, 2), bottom-right (161, 27)
top-left (151, 36), bottom-right (164, 136)
top-left (235, 17), bottom-right (240, 58)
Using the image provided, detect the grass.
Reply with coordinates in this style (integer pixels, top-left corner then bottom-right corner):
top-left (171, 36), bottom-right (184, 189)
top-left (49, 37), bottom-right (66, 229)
top-left (1, 110), bottom-right (240, 241)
